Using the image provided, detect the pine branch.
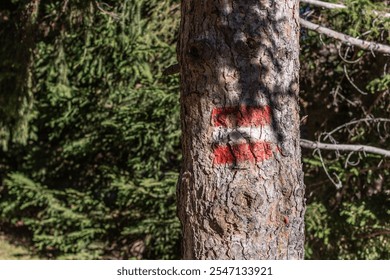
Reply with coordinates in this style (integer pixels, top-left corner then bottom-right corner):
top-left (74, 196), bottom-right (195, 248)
top-left (300, 18), bottom-right (390, 54)
top-left (300, 139), bottom-right (390, 158)
top-left (300, 0), bottom-right (390, 18)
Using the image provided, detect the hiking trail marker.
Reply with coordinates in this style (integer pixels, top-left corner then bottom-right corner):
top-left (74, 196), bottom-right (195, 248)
top-left (211, 105), bottom-right (276, 165)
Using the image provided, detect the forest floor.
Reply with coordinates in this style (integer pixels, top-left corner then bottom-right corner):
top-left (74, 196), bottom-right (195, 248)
top-left (0, 232), bottom-right (38, 259)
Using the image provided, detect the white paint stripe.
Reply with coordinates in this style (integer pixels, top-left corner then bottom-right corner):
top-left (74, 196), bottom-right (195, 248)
top-left (212, 126), bottom-right (276, 144)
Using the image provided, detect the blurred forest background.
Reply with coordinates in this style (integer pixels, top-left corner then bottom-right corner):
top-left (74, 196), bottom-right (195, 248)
top-left (0, 0), bottom-right (389, 259)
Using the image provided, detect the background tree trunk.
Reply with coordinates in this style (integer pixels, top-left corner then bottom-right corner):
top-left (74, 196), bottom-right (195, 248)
top-left (177, 0), bottom-right (305, 259)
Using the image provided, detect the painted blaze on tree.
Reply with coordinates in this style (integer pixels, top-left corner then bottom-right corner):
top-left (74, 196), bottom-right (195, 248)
top-left (177, 0), bottom-right (305, 259)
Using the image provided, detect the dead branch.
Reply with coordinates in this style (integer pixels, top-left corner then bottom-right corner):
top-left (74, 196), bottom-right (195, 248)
top-left (300, 0), bottom-right (390, 18)
top-left (300, 139), bottom-right (390, 158)
top-left (300, 18), bottom-right (390, 54)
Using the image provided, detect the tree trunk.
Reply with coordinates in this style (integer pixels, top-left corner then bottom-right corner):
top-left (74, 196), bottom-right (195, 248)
top-left (177, 0), bottom-right (305, 259)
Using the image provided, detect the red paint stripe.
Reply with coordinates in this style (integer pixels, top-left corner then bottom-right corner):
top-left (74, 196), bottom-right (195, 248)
top-left (213, 142), bottom-right (274, 165)
top-left (211, 105), bottom-right (271, 127)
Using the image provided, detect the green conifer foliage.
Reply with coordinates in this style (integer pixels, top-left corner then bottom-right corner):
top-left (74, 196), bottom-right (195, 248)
top-left (0, 0), bottom-right (38, 149)
top-left (0, 0), bottom-right (181, 259)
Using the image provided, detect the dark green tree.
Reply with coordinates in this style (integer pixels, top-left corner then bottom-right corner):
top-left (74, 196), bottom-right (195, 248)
top-left (1, 0), bottom-right (182, 259)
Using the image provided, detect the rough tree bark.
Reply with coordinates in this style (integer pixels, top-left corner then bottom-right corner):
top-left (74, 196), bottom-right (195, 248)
top-left (177, 0), bottom-right (305, 259)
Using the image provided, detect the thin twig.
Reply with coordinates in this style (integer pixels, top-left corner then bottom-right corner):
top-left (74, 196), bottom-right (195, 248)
top-left (316, 148), bottom-right (343, 189)
top-left (331, 84), bottom-right (361, 107)
top-left (300, 18), bottom-right (390, 54)
top-left (343, 65), bottom-right (369, 95)
top-left (344, 151), bottom-right (360, 168)
top-left (95, 1), bottom-right (120, 19)
top-left (338, 44), bottom-right (363, 64)
top-left (301, 139), bottom-right (390, 158)
top-left (323, 117), bottom-right (390, 141)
